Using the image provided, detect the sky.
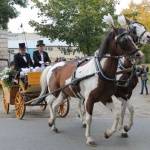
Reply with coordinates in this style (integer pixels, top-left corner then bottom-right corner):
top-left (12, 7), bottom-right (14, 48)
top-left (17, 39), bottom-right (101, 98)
top-left (8, 0), bottom-right (142, 33)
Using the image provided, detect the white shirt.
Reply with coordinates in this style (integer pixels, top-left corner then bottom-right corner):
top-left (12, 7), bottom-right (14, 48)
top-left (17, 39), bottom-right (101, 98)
top-left (40, 52), bottom-right (44, 67)
top-left (22, 55), bottom-right (27, 62)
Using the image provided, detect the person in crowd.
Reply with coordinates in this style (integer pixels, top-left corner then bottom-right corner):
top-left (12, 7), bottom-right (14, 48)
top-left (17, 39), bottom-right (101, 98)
top-left (139, 65), bottom-right (148, 95)
top-left (33, 40), bottom-right (51, 67)
top-left (62, 57), bottom-right (66, 61)
top-left (55, 57), bottom-right (59, 62)
top-left (13, 43), bottom-right (33, 83)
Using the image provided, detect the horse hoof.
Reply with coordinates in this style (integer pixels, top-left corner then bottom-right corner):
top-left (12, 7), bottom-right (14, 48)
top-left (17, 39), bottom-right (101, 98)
top-left (48, 120), bottom-right (53, 127)
top-left (121, 133), bottom-right (128, 138)
top-left (82, 124), bottom-right (86, 128)
top-left (124, 126), bottom-right (129, 132)
top-left (86, 141), bottom-right (97, 147)
top-left (104, 132), bottom-right (110, 139)
top-left (52, 128), bottom-right (59, 133)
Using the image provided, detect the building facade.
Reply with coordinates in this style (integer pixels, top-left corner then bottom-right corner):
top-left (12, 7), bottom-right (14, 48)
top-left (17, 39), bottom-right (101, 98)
top-left (0, 29), bottom-right (8, 69)
top-left (8, 33), bottom-right (84, 62)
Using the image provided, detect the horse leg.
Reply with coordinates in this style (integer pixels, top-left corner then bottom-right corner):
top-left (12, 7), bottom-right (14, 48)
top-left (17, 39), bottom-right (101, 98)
top-left (47, 95), bottom-right (57, 128)
top-left (78, 98), bottom-right (86, 128)
top-left (51, 92), bottom-right (66, 133)
top-left (118, 101), bottom-right (128, 137)
top-left (85, 98), bottom-right (97, 147)
top-left (118, 98), bottom-right (134, 135)
top-left (103, 97), bottom-right (120, 138)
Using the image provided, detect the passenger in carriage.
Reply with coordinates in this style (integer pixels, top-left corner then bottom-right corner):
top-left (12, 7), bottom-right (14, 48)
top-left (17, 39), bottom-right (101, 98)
top-left (13, 43), bottom-right (33, 84)
top-left (14, 43), bottom-right (33, 71)
top-left (33, 40), bottom-right (51, 68)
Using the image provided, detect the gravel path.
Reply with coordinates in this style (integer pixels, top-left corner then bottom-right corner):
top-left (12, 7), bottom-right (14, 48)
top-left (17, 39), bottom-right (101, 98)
top-left (0, 80), bottom-right (149, 119)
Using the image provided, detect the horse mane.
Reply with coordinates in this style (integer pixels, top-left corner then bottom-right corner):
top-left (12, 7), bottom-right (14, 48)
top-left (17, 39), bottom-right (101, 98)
top-left (98, 31), bottom-right (115, 59)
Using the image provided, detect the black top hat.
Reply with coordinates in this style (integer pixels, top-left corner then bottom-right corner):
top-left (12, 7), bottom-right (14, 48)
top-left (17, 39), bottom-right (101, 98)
top-left (36, 40), bottom-right (45, 47)
top-left (19, 43), bottom-right (26, 49)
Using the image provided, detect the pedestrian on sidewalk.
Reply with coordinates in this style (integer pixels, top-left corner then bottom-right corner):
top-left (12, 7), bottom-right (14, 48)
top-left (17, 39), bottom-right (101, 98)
top-left (139, 65), bottom-right (148, 95)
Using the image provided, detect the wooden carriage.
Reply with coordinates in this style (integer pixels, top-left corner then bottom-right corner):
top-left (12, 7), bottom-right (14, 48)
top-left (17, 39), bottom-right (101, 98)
top-left (0, 71), bottom-right (70, 119)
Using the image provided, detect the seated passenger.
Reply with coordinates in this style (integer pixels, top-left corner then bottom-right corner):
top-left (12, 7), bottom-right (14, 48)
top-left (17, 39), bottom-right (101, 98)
top-left (33, 40), bottom-right (51, 68)
top-left (14, 43), bottom-right (33, 71)
top-left (13, 43), bottom-right (33, 83)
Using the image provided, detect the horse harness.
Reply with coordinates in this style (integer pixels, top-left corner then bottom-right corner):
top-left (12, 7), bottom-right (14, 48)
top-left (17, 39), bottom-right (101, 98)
top-left (33, 31), bottom-right (139, 103)
top-left (70, 50), bottom-right (137, 99)
top-left (127, 21), bottom-right (147, 44)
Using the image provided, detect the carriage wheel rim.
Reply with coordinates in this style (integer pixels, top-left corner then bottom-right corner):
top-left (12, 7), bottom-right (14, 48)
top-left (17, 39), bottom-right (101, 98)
top-left (15, 92), bottom-right (25, 119)
top-left (3, 92), bottom-right (9, 113)
top-left (57, 99), bottom-right (69, 117)
top-left (40, 101), bottom-right (47, 110)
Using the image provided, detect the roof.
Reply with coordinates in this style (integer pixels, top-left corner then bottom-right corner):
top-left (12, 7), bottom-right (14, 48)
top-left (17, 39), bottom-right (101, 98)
top-left (8, 38), bottom-right (68, 48)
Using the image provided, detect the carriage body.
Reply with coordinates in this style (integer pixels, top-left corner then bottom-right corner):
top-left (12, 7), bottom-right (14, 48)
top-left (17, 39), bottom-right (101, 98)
top-left (0, 71), bottom-right (69, 119)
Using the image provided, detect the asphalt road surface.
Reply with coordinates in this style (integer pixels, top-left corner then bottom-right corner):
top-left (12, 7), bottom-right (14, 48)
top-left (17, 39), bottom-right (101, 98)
top-left (0, 118), bottom-right (150, 150)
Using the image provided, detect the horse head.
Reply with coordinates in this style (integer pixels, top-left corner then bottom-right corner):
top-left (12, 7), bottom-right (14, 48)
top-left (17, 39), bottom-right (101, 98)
top-left (99, 25), bottom-right (141, 64)
top-left (118, 15), bottom-right (150, 45)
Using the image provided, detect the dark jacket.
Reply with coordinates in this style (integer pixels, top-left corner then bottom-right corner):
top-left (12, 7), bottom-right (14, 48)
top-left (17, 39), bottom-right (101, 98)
top-left (33, 50), bottom-right (51, 67)
top-left (14, 53), bottom-right (33, 71)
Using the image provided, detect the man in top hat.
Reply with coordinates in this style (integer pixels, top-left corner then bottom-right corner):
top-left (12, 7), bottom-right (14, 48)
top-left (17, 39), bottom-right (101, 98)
top-left (13, 43), bottom-right (33, 84)
top-left (33, 40), bottom-right (51, 67)
top-left (14, 43), bottom-right (33, 71)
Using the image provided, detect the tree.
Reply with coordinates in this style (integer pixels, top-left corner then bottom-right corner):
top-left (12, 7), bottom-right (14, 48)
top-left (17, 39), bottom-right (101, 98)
top-left (29, 0), bottom-right (119, 55)
top-left (0, 0), bottom-right (28, 29)
top-left (121, 0), bottom-right (150, 31)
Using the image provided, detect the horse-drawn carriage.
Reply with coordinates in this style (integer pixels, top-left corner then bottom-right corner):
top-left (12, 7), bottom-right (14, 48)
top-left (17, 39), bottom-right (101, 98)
top-left (0, 59), bottom-right (70, 119)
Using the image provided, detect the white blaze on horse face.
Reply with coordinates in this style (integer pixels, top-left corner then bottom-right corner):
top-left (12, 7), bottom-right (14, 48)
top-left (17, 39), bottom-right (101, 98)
top-left (134, 23), bottom-right (150, 44)
top-left (47, 62), bottom-right (65, 86)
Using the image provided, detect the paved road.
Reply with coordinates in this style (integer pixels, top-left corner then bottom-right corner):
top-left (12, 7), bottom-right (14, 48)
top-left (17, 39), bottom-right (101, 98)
top-left (0, 118), bottom-right (150, 150)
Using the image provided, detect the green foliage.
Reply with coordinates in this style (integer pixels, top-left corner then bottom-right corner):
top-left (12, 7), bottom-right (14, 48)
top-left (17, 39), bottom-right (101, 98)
top-left (121, 0), bottom-right (150, 31)
top-left (0, 67), bottom-right (14, 89)
top-left (29, 0), bottom-right (119, 55)
top-left (141, 45), bottom-right (150, 63)
top-left (0, 0), bottom-right (28, 29)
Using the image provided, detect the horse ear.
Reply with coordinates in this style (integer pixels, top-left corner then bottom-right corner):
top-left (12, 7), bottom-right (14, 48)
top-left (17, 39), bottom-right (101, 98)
top-left (112, 26), bottom-right (118, 35)
top-left (125, 17), bottom-right (131, 25)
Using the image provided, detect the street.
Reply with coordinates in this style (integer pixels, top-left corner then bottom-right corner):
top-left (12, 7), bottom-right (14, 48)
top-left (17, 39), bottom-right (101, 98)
top-left (0, 118), bottom-right (150, 150)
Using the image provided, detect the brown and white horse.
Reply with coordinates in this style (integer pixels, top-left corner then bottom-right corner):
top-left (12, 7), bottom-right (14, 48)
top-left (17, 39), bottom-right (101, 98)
top-left (38, 24), bottom-right (142, 146)
top-left (114, 16), bottom-right (150, 137)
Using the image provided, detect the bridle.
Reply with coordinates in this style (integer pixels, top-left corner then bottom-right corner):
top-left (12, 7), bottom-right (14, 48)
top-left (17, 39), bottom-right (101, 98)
top-left (94, 30), bottom-right (139, 86)
top-left (127, 21), bottom-right (147, 44)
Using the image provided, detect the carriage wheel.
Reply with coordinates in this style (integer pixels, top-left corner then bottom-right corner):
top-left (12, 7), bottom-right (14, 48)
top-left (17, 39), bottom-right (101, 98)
top-left (40, 100), bottom-right (47, 111)
top-left (15, 92), bottom-right (26, 119)
top-left (3, 92), bottom-right (9, 114)
top-left (57, 98), bottom-right (70, 117)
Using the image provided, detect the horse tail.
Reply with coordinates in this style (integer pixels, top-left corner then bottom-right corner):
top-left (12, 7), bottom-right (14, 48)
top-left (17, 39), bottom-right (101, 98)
top-left (39, 65), bottom-right (52, 97)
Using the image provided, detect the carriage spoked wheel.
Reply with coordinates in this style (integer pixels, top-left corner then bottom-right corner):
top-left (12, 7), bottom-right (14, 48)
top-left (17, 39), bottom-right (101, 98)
top-left (57, 98), bottom-right (70, 117)
top-left (40, 100), bottom-right (47, 111)
top-left (3, 92), bottom-right (9, 114)
top-left (15, 92), bottom-right (26, 119)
